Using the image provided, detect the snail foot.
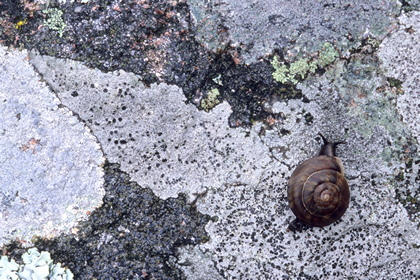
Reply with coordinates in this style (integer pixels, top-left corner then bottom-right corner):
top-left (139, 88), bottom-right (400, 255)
top-left (286, 219), bottom-right (311, 232)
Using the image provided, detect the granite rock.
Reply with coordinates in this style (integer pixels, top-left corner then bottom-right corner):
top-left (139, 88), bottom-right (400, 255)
top-left (0, 46), bottom-right (104, 247)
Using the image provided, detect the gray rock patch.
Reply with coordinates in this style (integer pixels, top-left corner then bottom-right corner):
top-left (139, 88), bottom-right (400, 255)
top-left (29, 51), bottom-right (420, 278)
top-left (379, 11), bottom-right (420, 144)
top-left (192, 0), bottom-right (401, 63)
top-left (192, 59), bottom-right (420, 278)
top-left (0, 47), bottom-right (104, 247)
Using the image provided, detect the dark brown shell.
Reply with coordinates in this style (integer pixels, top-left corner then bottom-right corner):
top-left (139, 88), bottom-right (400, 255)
top-left (288, 155), bottom-right (350, 227)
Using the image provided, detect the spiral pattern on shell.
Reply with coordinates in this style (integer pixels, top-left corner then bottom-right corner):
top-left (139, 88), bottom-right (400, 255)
top-left (288, 155), bottom-right (350, 227)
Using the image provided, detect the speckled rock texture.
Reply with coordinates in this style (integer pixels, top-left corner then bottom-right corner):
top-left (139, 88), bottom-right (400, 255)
top-left (29, 53), bottom-right (272, 201)
top-left (189, 0), bottom-right (401, 63)
top-left (379, 11), bottom-right (420, 144)
top-left (193, 57), bottom-right (420, 278)
top-left (29, 51), bottom-right (420, 278)
top-left (0, 46), bottom-right (104, 247)
top-left (0, 0), bottom-right (419, 279)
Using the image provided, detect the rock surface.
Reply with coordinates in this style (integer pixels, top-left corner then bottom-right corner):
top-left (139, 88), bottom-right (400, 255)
top-left (379, 11), bottom-right (420, 145)
top-left (189, 0), bottom-right (401, 63)
top-left (0, 0), bottom-right (419, 279)
top-left (30, 49), bottom-right (420, 278)
top-left (29, 53), bottom-right (272, 201)
top-left (0, 47), bottom-right (104, 247)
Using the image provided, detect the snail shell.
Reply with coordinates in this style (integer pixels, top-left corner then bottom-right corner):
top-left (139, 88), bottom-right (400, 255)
top-left (287, 134), bottom-right (350, 228)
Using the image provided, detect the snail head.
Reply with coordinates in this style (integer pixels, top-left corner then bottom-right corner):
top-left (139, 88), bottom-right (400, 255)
top-left (318, 133), bottom-right (345, 157)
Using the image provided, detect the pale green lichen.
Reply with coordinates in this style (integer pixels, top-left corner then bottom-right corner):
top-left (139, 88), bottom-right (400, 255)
top-left (270, 57), bottom-right (291, 84)
top-left (289, 58), bottom-right (317, 79)
top-left (271, 42), bottom-right (339, 84)
top-left (201, 88), bottom-right (221, 112)
top-left (366, 37), bottom-right (381, 49)
top-left (0, 248), bottom-right (73, 280)
top-left (271, 57), bottom-right (317, 84)
top-left (317, 42), bottom-right (339, 68)
top-left (43, 8), bottom-right (67, 38)
top-left (212, 74), bottom-right (223, 86)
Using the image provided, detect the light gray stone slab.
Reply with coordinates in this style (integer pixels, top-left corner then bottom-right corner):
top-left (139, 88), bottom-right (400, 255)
top-left (0, 47), bottom-right (104, 247)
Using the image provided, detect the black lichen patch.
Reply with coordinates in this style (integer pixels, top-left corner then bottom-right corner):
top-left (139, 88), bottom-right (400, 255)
top-left (0, 0), bottom-right (303, 128)
top-left (395, 141), bottom-right (420, 228)
top-left (400, 0), bottom-right (420, 12)
top-left (1, 0), bottom-right (209, 87)
top-left (22, 162), bottom-right (211, 279)
top-left (0, 0), bottom-right (28, 46)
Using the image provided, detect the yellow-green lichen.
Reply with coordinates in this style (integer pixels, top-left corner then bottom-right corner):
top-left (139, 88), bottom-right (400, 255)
top-left (271, 56), bottom-right (317, 84)
top-left (271, 57), bottom-right (291, 84)
top-left (289, 58), bottom-right (317, 79)
top-left (201, 88), bottom-right (221, 112)
top-left (271, 42), bottom-right (339, 84)
top-left (366, 37), bottom-right (381, 49)
top-left (317, 42), bottom-right (339, 68)
top-left (43, 8), bottom-right (67, 37)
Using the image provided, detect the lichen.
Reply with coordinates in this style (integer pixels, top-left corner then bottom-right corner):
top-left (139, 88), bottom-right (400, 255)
top-left (271, 56), bottom-right (317, 84)
top-left (271, 56), bottom-right (292, 84)
top-left (271, 42), bottom-right (339, 84)
top-left (14, 19), bottom-right (28, 30)
top-left (289, 58), bottom-right (317, 79)
top-left (0, 248), bottom-right (74, 280)
top-left (212, 74), bottom-right (223, 86)
top-left (317, 42), bottom-right (339, 68)
top-left (0, 256), bottom-right (19, 280)
top-left (200, 88), bottom-right (221, 112)
top-left (43, 8), bottom-right (67, 38)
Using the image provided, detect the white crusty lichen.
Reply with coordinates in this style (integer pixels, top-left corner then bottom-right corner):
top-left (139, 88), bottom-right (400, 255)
top-left (0, 248), bottom-right (73, 280)
top-left (0, 256), bottom-right (20, 280)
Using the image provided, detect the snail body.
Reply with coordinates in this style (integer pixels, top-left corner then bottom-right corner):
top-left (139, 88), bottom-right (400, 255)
top-left (287, 134), bottom-right (350, 229)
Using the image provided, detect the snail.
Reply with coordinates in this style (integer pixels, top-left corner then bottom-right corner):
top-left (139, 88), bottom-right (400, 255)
top-left (287, 134), bottom-right (350, 231)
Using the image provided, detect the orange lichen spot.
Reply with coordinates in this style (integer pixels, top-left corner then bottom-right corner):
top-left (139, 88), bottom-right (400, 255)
top-left (19, 138), bottom-right (41, 154)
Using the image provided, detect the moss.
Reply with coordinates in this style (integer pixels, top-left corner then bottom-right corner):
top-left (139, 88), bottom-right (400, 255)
top-left (43, 8), bottom-right (67, 38)
top-left (200, 88), bottom-right (221, 112)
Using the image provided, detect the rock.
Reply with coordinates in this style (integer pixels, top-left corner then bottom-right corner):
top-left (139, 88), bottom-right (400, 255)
top-left (0, 47), bottom-right (104, 247)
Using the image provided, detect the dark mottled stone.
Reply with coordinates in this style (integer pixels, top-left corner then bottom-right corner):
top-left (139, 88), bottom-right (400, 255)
top-left (3, 162), bottom-right (211, 279)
